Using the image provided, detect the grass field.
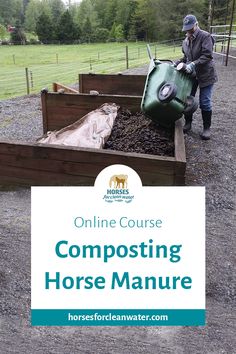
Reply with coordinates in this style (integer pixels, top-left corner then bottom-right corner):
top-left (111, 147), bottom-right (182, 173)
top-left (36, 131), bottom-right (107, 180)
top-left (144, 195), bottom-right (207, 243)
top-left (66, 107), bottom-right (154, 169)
top-left (0, 42), bottom-right (182, 99)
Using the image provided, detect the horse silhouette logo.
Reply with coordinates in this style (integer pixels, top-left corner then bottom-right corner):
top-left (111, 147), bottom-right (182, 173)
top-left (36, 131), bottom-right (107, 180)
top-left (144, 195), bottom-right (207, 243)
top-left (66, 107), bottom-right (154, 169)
top-left (109, 174), bottom-right (128, 189)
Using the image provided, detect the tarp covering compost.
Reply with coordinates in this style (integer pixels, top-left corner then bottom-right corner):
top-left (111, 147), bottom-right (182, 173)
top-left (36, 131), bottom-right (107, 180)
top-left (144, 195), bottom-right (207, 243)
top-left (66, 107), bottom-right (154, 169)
top-left (38, 103), bottom-right (119, 149)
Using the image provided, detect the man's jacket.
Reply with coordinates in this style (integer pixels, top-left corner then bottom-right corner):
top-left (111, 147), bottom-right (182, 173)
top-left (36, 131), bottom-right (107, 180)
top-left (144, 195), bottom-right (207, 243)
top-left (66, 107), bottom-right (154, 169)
top-left (181, 27), bottom-right (218, 88)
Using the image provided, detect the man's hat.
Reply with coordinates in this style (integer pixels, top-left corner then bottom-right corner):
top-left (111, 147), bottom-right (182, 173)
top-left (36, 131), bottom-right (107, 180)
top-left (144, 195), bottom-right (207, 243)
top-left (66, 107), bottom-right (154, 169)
top-left (182, 14), bottom-right (197, 31)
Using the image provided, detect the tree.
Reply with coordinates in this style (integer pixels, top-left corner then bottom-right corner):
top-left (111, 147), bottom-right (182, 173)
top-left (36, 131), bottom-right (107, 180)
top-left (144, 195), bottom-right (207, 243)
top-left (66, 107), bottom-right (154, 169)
top-left (76, 0), bottom-right (99, 31)
top-left (93, 0), bottom-right (106, 27)
top-left (23, 0), bottom-right (30, 13)
top-left (211, 0), bottom-right (233, 25)
top-left (0, 0), bottom-right (216, 44)
top-left (36, 11), bottom-right (54, 42)
top-left (56, 10), bottom-right (78, 43)
top-left (109, 22), bottom-right (117, 41)
top-left (81, 17), bottom-right (92, 42)
top-left (24, 0), bottom-right (42, 32)
top-left (13, 0), bottom-right (24, 24)
top-left (10, 20), bottom-right (26, 44)
top-left (103, 0), bottom-right (118, 30)
top-left (49, 0), bottom-right (65, 26)
top-left (114, 23), bottom-right (124, 41)
top-left (156, 0), bottom-right (207, 40)
top-left (128, 0), bottom-right (150, 41)
top-left (0, 24), bottom-right (7, 40)
top-left (0, 0), bottom-right (23, 25)
top-left (109, 22), bottom-right (124, 41)
top-left (115, 0), bottom-right (136, 39)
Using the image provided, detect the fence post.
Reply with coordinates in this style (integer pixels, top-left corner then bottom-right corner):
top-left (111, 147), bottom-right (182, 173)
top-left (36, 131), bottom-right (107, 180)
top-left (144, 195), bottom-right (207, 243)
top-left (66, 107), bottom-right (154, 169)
top-left (13, 54), bottom-right (16, 64)
top-left (56, 53), bottom-right (58, 64)
top-left (225, 0), bottom-right (235, 66)
top-left (25, 67), bottom-right (30, 95)
top-left (30, 71), bottom-right (34, 89)
top-left (126, 45), bottom-right (129, 69)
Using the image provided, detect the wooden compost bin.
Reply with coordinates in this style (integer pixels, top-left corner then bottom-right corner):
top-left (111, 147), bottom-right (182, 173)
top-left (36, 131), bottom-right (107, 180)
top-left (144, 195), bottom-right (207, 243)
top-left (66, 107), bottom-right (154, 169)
top-left (0, 74), bottom-right (186, 186)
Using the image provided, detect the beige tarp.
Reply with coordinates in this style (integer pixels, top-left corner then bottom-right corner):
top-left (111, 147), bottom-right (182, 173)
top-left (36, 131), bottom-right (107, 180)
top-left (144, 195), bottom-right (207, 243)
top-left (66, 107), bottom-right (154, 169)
top-left (38, 103), bottom-right (119, 149)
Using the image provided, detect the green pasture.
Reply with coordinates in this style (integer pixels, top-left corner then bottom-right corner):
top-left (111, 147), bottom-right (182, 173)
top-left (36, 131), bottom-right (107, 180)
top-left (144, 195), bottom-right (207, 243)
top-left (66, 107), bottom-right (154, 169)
top-left (0, 42), bottom-right (182, 99)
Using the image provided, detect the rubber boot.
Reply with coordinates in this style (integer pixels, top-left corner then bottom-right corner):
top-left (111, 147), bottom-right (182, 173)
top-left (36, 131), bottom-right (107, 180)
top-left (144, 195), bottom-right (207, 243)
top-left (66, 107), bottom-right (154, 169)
top-left (200, 110), bottom-right (212, 140)
top-left (183, 114), bottom-right (192, 133)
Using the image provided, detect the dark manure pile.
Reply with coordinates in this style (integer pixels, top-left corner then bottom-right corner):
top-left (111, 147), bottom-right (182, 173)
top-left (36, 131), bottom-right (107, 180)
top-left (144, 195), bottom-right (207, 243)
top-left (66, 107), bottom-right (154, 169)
top-left (104, 109), bottom-right (175, 156)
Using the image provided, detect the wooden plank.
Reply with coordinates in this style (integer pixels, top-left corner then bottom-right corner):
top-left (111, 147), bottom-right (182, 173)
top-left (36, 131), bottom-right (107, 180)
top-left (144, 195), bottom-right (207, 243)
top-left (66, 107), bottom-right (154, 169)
top-left (174, 160), bottom-right (186, 186)
top-left (173, 174), bottom-right (185, 186)
top-left (79, 74), bottom-right (146, 96)
top-left (0, 156), bottom-right (176, 181)
top-left (0, 141), bottom-right (176, 174)
top-left (0, 166), bottom-right (175, 187)
top-left (43, 93), bottom-right (142, 133)
top-left (53, 82), bottom-right (78, 94)
top-left (41, 91), bottom-right (48, 133)
top-left (174, 118), bottom-right (186, 163)
top-left (46, 93), bottom-right (142, 109)
top-left (137, 171), bottom-right (175, 186)
top-left (0, 165), bottom-right (95, 186)
top-left (0, 141), bottom-right (177, 186)
top-left (0, 164), bottom-right (175, 186)
top-left (0, 164), bottom-right (174, 186)
top-left (0, 153), bottom-right (101, 177)
top-left (0, 140), bottom-right (175, 162)
top-left (0, 153), bottom-right (176, 177)
top-left (173, 119), bottom-right (186, 185)
top-left (79, 74), bottom-right (83, 93)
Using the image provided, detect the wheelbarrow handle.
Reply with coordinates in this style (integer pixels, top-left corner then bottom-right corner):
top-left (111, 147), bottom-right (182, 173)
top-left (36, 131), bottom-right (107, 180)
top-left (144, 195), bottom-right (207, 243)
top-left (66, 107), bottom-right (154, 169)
top-left (147, 44), bottom-right (153, 60)
top-left (146, 45), bottom-right (174, 64)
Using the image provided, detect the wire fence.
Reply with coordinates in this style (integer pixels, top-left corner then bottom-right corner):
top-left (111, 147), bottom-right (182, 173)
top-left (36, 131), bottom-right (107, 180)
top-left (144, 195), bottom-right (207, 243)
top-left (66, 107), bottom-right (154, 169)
top-left (0, 42), bottom-right (182, 100)
top-left (2, 34), bottom-right (234, 100)
top-left (211, 24), bottom-right (236, 65)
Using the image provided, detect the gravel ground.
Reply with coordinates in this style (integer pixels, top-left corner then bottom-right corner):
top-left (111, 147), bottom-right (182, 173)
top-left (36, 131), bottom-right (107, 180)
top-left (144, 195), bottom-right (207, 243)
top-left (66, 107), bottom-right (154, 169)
top-left (0, 56), bottom-right (235, 354)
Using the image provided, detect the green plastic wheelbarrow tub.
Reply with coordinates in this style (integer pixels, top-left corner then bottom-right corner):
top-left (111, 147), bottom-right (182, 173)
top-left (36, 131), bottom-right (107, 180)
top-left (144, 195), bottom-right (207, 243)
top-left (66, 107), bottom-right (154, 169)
top-left (141, 60), bottom-right (197, 128)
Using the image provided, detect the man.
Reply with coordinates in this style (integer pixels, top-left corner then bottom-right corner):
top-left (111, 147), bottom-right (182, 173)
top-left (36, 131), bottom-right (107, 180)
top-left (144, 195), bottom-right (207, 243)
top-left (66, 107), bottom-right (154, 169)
top-left (176, 14), bottom-right (218, 140)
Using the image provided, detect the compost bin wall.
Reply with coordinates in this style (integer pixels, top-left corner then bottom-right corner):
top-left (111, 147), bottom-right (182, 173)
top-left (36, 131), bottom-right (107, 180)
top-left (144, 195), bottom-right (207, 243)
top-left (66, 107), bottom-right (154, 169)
top-left (0, 74), bottom-right (186, 186)
top-left (79, 74), bottom-right (146, 96)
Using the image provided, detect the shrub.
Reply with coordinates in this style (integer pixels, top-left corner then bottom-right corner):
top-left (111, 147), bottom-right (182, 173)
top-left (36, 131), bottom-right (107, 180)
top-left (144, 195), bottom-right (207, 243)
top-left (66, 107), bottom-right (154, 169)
top-left (29, 38), bottom-right (40, 45)
top-left (92, 28), bottom-right (109, 43)
top-left (1, 39), bottom-right (10, 45)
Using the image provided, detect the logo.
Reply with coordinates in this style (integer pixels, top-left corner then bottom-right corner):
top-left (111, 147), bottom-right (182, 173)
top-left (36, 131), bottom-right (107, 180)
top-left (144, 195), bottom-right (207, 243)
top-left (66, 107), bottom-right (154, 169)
top-left (109, 174), bottom-right (128, 189)
top-left (103, 174), bottom-right (134, 203)
top-left (94, 164), bottom-right (142, 203)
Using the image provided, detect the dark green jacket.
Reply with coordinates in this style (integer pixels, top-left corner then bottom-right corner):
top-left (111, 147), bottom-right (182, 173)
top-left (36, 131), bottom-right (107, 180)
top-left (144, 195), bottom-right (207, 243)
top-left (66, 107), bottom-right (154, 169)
top-left (181, 27), bottom-right (218, 88)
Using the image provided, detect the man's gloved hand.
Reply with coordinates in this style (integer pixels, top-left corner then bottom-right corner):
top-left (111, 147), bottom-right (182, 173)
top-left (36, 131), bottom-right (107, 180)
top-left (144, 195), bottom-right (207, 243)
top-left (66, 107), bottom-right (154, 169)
top-left (185, 62), bottom-right (195, 73)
